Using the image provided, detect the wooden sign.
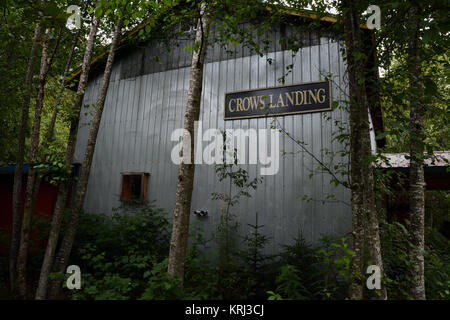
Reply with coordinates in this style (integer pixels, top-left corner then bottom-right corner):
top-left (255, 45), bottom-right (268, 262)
top-left (224, 81), bottom-right (332, 120)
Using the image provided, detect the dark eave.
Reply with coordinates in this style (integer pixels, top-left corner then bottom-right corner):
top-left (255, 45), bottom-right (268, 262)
top-left (65, 7), bottom-right (370, 89)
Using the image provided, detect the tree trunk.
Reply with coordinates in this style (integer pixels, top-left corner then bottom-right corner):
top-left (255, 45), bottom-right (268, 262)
top-left (342, 1), bottom-right (386, 299)
top-left (44, 13), bottom-right (99, 299)
top-left (362, 120), bottom-right (387, 300)
top-left (10, 23), bottom-right (42, 297)
top-left (407, 3), bottom-right (426, 300)
top-left (42, 18), bottom-right (122, 300)
top-left (167, 3), bottom-right (210, 285)
top-left (342, 1), bottom-right (365, 299)
top-left (34, 30), bottom-right (82, 300)
top-left (16, 28), bottom-right (51, 299)
top-left (31, 29), bottom-right (81, 223)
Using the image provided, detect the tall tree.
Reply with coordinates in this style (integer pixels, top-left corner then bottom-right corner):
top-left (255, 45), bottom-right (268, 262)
top-left (34, 29), bottom-right (82, 300)
top-left (407, 2), bottom-right (426, 300)
top-left (365, 0), bottom-right (448, 299)
top-left (167, 1), bottom-right (210, 285)
top-left (340, 0), bottom-right (386, 299)
top-left (31, 29), bottom-right (81, 212)
top-left (16, 27), bottom-right (52, 299)
top-left (341, 1), bottom-right (366, 298)
top-left (42, 10), bottom-right (100, 299)
top-left (43, 16), bottom-right (123, 300)
top-left (9, 23), bottom-right (42, 296)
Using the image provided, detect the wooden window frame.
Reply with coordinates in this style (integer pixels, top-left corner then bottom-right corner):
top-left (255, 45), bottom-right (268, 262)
top-left (120, 172), bottom-right (149, 201)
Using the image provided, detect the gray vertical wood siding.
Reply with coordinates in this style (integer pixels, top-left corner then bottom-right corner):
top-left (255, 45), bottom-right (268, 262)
top-left (74, 27), bottom-right (350, 254)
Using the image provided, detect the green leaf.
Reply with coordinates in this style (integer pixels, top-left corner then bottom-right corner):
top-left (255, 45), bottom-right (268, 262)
top-left (95, 7), bottom-right (103, 18)
top-left (376, 131), bottom-right (390, 140)
top-left (331, 101), bottom-right (339, 110)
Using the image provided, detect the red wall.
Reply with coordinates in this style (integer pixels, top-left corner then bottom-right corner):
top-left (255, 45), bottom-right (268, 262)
top-left (0, 174), bottom-right (62, 255)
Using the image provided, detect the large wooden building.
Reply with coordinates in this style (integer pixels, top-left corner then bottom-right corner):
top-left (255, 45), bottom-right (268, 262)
top-left (72, 11), bottom-right (380, 254)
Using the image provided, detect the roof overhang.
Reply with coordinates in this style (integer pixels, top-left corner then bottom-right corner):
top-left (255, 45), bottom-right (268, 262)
top-left (65, 6), bottom-right (371, 88)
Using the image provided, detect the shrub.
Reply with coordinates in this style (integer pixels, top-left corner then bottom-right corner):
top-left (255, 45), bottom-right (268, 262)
top-left (272, 265), bottom-right (310, 300)
top-left (267, 233), bottom-right (353, 300)
top-left (424, 227), bottom-right (450, 299)
top-left (140, 259), bottom-right (183, 300)
top-left (277, 231), bottom-right (324, 299)
top-left (68, 200), bottom-right (171, 300)
top-left (380, 220), bottom-right (450, 300)
top-left (379, 220), bottom-right (413, 299)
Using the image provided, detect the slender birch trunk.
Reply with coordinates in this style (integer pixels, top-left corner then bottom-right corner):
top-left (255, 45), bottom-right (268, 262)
top-left (43, 18), bottom-right (122, 299)
top-left (10, 23), bottom-right (42, 296)
top-left (34, 30), bottom-right (82, 300)
top-left (16, 28), bottom-right (51, 299)
top-left (407, 4), bottom-right (426, 300)
top-left (362, 114), bottom-right (388, 300)
top-left (44, 13), bottom-right (99, 299)
top-left (167, 3), bottom-right (210, 285)
top-left (31, 29), bottom-right (81, 218)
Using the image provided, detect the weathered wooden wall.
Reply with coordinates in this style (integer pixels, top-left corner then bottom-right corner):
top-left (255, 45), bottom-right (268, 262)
top-left (74, 24), bottom-right (351, 254)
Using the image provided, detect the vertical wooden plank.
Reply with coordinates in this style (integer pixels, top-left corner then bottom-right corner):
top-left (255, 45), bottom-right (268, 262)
top-left (248, 47), bottom-right (259, 234)
top-left (264, 37), bottom-right (276, 251)
top-left (158, 66), bottom-right (173, 209)
top-left (255, 37), bottom-right (267, 248)
top-left (292, 45), bottom-right (304, 243)
top-left (310, 39), bottom-right (322, 245)
top-left (318, 35), bottom-right (334, 238)
top-left (125, 78), bottom-right (137, 172)
top-left (105, 78), bottom-right (122, 213)
top-left (153, 70), bottom-right (166, 206)
top-left (282, 48), bottom-right (296, 245)
top-left (273, 31), bottom-right (285, 248)
top-left (301, 40), bottom-right (313, 244)
top-left (207, 58), bottom-right (221, 232)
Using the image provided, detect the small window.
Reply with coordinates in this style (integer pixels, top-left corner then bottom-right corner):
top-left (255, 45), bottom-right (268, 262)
top-left (120, 172), bottom-right (149, 201)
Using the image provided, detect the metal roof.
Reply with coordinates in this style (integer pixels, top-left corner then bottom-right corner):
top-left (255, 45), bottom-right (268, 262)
top-left (378, 151), bottom-right (450, 168)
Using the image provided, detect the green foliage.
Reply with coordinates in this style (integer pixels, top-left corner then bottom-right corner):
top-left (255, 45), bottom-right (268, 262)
top-left (240, 212), bottom-right (273, 274)
top-left (237, 213), bottom-right (275, 299)
top-left (49, 204), bottom-right (449, 301)
top-left (183, 223), bottom-right (221, 299)
top-left (376, 1), bottom-right (450, 154)
top-left (0, 2), bottom-right (36, 163)
top-left (380, 219), bottom-right (450, 300)
top-left (424, 228), bottom-right (450, 300)
top-left (272, 265), bottom-right (310, 300)
top-left (379, 220), bottom-right (414, 299)
top-left (268, 234), bottom-right (356, 300)
top-left (211, 147), bottom-right (267, 299)
top-left (277, 232), bottom-right (323, 299)
top-left (316, 236), bottom-right (354, 299)
top-left (72, 272), bottom-right (134, 300)
top-left (266, 290), bottom-right (283, 300)
top-left (425, 190), bottom-right (449, 231)
top-left (140, 259), bottom-right (183, 300)
top-left (280, 233), bottom-right (354, 300)
top-left (68, 200), bottom-right (171, 300)
top-left (68, 201), bottom-right (221, 300)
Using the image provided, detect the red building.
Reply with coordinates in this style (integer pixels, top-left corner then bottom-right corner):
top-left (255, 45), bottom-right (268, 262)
top-left (0, 164), bottom-right (78, 254)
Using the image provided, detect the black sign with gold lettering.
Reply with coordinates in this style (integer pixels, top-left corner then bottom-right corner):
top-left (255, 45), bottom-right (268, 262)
top-left (224, 81), bottom-right (331, 120)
